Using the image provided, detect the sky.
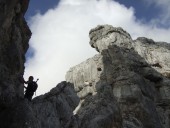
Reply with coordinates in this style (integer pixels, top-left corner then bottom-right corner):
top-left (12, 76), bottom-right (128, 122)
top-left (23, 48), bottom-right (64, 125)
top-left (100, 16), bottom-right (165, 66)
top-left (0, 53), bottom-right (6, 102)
top-left (24, 0), bottom-right (170, 96)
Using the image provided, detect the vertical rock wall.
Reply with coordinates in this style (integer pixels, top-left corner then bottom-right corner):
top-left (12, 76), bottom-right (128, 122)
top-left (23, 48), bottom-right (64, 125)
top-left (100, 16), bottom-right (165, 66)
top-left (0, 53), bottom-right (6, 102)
top-left (0, 1), bottom-right (80, 128)
top-left (0, 0), bottom-right (36, 127)
top-left (66, 25), bottom-right (170, 128)
top-left (0, 0), bottom-right (31, 102)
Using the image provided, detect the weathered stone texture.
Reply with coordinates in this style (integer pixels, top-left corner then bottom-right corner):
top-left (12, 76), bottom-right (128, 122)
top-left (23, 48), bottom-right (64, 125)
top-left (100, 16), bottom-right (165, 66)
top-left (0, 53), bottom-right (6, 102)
top-left (66, 25), bottom-right (170, 128)
top-left (0, 0), bottom-right (31, 102)
top-left (0, 1), bottom-right (80, 128)
top-left (32, 81), bottom-right (80, 128)
top-left (0, 0), bottom-right (33, 127)
top-left (1, 1), bottom-right (170, 127)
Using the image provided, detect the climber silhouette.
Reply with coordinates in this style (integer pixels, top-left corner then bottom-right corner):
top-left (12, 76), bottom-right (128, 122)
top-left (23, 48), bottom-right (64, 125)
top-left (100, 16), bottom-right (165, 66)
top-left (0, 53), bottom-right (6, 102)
top-left (23, 76), bottom-right (38, 101)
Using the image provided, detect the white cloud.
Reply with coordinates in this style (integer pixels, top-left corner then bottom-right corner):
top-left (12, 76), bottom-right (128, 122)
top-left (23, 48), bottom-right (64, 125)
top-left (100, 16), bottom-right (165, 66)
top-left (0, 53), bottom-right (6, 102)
top-left (25, 0), bottom-right (170, 96)
top-left (143, 0), bottom-right (170, 26)
top-left (144, 0), bottom-right (170, 8)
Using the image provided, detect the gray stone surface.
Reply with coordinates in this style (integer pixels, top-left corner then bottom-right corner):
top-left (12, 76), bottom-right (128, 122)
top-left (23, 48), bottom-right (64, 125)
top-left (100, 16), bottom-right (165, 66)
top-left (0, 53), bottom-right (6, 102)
top-left (66, 25), bottom-right (170, 128)
top-left (32, 81), bottom-right (80, 128)
top-left (0, 1), bottom-right (80, 128)
top-left (1, 1), bottom-right (170, 127)
top-left (0, 0), bottom-right (34, 127)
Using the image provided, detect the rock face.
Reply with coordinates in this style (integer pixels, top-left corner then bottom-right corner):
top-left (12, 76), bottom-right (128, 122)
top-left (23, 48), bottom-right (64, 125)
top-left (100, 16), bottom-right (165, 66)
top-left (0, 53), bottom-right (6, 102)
top-left (32, 81), bottom-right (80, 128)
top-left (0, 1), bottom-right (79, 128)
top-left (66, 25), bottom-right (170, 128)
top-left (0, 0), bottom-right (31, 100)
top-left (1, 1), bottom-right (170, 128)
top-left (0, 0), bottom-right (33, 127)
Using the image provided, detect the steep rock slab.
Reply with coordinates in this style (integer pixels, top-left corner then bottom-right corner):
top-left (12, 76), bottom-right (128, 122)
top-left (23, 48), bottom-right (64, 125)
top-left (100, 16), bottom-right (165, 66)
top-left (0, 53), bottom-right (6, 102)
top-left (32, 81), bottom-right (80, 128)
top-left (66, 25), bottom-right (170, 128)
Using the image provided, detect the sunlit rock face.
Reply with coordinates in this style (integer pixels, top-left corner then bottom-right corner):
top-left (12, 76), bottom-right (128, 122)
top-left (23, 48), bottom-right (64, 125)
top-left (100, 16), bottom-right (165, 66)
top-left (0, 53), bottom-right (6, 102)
top-left (66, 25), bottom-right (170, 128)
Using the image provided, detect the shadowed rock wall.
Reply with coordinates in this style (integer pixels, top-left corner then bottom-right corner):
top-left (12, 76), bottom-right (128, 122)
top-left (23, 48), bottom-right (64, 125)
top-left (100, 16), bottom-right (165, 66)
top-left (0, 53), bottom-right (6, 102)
top-left (0, 0), bottom-right (31, 102)
top-left (0, 1), bottom-right (80, 128)
top-left (0, 0), bottom-right (34, 127)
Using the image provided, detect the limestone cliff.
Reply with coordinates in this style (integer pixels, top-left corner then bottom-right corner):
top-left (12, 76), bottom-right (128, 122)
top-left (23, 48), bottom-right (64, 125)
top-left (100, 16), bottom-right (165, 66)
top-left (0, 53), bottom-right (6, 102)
top-left (1, 1), bottom-right (170, 128)
top-left (66, 25), bottom-right (170, 128)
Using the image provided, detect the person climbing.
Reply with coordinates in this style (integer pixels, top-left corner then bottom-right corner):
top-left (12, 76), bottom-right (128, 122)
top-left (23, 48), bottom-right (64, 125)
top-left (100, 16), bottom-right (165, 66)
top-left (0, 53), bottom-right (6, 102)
top-left (23, 76), bottom-right (38, 101)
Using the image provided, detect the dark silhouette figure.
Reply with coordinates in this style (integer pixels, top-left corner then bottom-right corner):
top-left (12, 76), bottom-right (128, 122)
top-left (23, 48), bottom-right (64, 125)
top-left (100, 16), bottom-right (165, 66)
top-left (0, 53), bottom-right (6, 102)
top-left (23, 76), bottom-right (38, 101)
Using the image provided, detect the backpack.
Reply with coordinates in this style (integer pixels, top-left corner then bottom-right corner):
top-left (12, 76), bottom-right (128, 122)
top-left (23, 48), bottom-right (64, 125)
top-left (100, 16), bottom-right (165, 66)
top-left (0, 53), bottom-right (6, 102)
top-left (31, 82), bottom-right (38, 92)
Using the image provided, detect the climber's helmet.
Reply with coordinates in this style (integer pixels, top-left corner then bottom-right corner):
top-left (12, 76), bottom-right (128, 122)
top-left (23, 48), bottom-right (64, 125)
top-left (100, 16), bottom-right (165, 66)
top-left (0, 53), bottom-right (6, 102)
top-left (28, 76), bottom-right (34, 82)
